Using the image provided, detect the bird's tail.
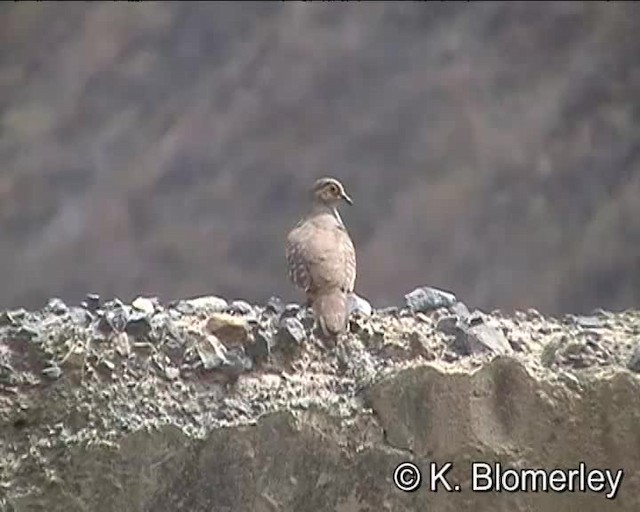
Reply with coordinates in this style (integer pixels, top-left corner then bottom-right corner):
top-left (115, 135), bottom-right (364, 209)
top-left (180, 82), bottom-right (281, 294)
top-left (311, 289), bottom-right (349, 337)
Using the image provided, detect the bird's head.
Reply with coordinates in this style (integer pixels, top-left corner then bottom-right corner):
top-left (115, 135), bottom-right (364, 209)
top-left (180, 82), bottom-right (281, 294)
top-left (311, 177), bottom-right (353, 208)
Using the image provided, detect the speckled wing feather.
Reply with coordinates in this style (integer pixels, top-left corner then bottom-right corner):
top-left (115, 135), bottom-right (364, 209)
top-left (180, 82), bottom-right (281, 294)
top-left (286, 212), bottom-right (356, 295)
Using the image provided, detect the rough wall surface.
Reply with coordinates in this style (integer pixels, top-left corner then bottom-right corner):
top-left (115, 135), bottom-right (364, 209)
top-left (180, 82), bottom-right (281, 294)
top-left (1, 292), bottom-right (639, 511)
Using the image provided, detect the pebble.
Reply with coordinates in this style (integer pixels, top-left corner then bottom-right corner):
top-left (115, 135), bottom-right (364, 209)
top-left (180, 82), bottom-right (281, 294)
top-left (436, 316), bottom-right (459, 336)
top-left (83, 293), bottom-right (101, 312)
top-left (404, 286), bottom-right (458, 313)
top-left (246, 331), bottom-right (272, 361)
top-left (173, 296), bottom-right (228, 315)
top-left (205, 313), bottom-right (251, 347)
top-left (131, 296), bottom-right (156, 316)
top-left (452, 322), bottom-right (512, 356)
top-left (348, 293), bottom-right (372, 318)
top-left (42, 365), bottom-right (62, 380)
top-left (0, 311), bottom-right (18, 327)
top-left (125, 312), bottom-right (153, 338)
top-left (165, 366), bottom-right (180, 380)
top-left (573, 315), bottom-right (604, 329)
top-left (228, 300), bottom-right (253, 315)
top-left (626, 342), bottom-right (640, 373)
top-left (68, 307), bottom-right (93, 327)
top-left (277, 317), bottom-right (306, 347)
top-left (45, 298), bottom-right (68, 315)
top-left (265, 296), bottom-right (285, 316)
top-left (195, 334), bottom-right (229, 370)
top-left (105, 307), bottom-right (129, 333)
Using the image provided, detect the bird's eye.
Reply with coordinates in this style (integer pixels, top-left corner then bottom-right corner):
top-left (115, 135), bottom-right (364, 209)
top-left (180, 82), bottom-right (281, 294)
top-left (329, 184), bottom-right (339, 194)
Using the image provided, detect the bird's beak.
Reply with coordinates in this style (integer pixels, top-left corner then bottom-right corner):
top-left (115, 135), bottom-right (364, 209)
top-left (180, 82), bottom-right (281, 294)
top-left (342, 191), bottom-right (353, 205)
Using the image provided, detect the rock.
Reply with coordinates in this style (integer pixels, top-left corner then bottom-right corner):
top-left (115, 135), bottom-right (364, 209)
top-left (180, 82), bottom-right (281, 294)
top-left (627, 343), bottom-right (640, 373)
top-left (0, 310), bottom-right (19, 327)
top-left (195, 334), bottom-right (229, 370)
top-left (450, 301), bottom-right (471, 319)
top-left (112, 332), bottom-right (131, 358)
top-left (452, 321), bottom-right (512, 356)
top-left (82, 293), bottom-right (101, 312)
top-left (173, 296), bottom-right (228, 315)
top-left (573, 315), bottom-right (604, 329)
top-left (205, 313), bottom-right (251, 347)
top-left (104, 298), bottom-right (125, 310)
top-left (408, 331), bottom-right (436, 360)
top-left (68, 307), bottom-right (93, 327)
top-left (265, 296), bottom-right (285, 316)
top-left (228, 300), bottom-right (253, 315)
top-left (436, 315), bottom-right (459, 336)
top-left (246, 331), bottom-right (272, 361)
top-left (508, 337), bottom-right (527, 352)
top-left (347, 293), bottom-right (372, 317)
top-left (125, 311), bottom-right (153, 338)
top-left (466, 310), bottom-right (485, 326)
top-left (94, 314), bottom-right (113, 335)
top-left (376, 306), bottom-right (399, 316)
top-left (42, 365), bottom-right (62, 380)
top-left (0, 362), bottom-right (16, 386)
top-left (131, 296), bottom-right (156, 316)
top-left (404, 286), bottom-right (457, 313)
top-left (220, 349), bottom-right (254, 376)
top-left (283, 303), bottom-right (301, 317)
top-left (45, 298), bottom-right (68, 315)
top-left (525, 308), bottom-right (544, 320)
top-left (104, 307), bottom-right (129, 333)
top-left (165, 366), bottom-right (180, 380)
top-left (16, 325), bottom-right (40, 342)
top-left (277, 317), bottom-right (306, 347)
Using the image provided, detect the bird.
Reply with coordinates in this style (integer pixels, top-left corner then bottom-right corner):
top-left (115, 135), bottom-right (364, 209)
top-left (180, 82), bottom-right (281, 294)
top-left (286, 177), bottom-right (357, 338)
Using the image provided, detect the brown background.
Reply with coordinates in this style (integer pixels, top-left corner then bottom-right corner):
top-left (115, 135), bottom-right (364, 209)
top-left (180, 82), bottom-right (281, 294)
top-left (0, 1), bottom-right (638, 314)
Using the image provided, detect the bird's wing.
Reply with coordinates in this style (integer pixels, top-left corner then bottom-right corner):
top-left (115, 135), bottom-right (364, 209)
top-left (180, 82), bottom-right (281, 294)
top-left (287, 215), bottom-right (356, 294)
top-left (286, 226), bottom-right (313, 293)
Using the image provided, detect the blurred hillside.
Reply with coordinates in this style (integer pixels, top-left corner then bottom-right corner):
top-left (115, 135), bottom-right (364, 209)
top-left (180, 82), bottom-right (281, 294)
top-left (0, 1), bottom-right (639, 314)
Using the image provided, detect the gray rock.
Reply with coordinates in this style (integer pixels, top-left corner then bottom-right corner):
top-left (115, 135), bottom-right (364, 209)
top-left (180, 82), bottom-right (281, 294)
top-left (45, 297), bottom-right (68, 315)
top-left (131, 296), bottom-right (156, 316)
top-left (436, 315), bottom-right (459, 336)
top-left (42, 365), bottom-right (62, 380)
top-left (283, 303), bottom-right (301, 317)
top-left (228, 300), bottom-right (253, 315)
top-left (69, 307), bottom-right (93, 327)
top-left (172, 296), bottom-right (228, 315)
top-left (265, 296), bottom-right (285, 316)
top-left (247, 331), bottom-right (272, 361)
top-left (0, 310), bottom-right (20, 327)
top-left (467, 311), bottom-right (485, 326)
top-left (16, 325), bottom-right (40, 342)
top-left (105, 307), bottom-right (129, 333)
top-left (626, 342), bottom-right (640, 373)
top-left (277, 317), bottom-right (306, 347)
top-left (104, 298), bottom-right (125, 310)
top-left (83, 293), bottom-right (101, 312)
top-left (125, 312), bottom-right (152, 338)
top-left (164, 366), bottom-right (180, 381)
top-left (404, 286), bottom-right (457, 313)
top-left (453, 322), bottom-right (512, 356)
top-left (195, 335), bottom-right (229, 370)
top-left (376, 306), bottom-right (399, 316)
top-left (450, 301), bottom-right (471, 319)
top-left (221, 349), bottom-right (254, 374)
top-left (347, 293), bottom-right (372, 317)
top-left (573, 315), bottom-right (604, 329)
